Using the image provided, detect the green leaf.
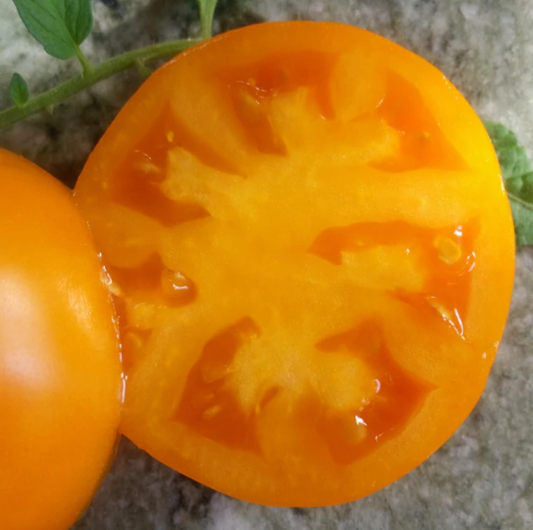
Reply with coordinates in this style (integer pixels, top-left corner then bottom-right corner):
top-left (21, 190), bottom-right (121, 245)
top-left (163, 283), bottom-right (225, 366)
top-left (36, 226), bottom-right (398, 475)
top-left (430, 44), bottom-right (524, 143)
top-left (8, 73), bottom-right (29, 107)
top-left (485, 121), bottom-right (533, 247)
top-left (12, 0), bottom-right (93, 60)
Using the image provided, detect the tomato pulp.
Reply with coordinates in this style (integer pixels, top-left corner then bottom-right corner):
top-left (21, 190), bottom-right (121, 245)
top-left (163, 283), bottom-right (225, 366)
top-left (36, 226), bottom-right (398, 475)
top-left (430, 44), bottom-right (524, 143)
top-left (75, 22), bottom-right (514, 506)
top-left (0, 149), bottom-right (123, 529)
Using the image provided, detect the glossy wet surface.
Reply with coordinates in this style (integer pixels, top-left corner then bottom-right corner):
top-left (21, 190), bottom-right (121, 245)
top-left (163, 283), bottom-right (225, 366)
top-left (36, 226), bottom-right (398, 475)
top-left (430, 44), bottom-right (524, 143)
top-left (1, 0), bottom-right (530, 526)
top-left (94, 49), bottom-right (483, 470)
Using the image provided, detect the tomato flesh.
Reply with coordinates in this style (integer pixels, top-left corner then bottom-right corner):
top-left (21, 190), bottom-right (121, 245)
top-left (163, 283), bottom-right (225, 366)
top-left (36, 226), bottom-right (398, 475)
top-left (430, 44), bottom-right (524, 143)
top-left (75, 22), bottom-right (515, 506)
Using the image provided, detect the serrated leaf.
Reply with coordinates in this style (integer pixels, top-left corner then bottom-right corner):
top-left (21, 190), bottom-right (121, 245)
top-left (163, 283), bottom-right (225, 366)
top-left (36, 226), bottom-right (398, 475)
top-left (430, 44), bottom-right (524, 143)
top-left (9, 73), bottom-right (29, 107)
top-left (12, 0), bottom-right (93, 60)
top-left (485, 121), bottom-right (533, 247)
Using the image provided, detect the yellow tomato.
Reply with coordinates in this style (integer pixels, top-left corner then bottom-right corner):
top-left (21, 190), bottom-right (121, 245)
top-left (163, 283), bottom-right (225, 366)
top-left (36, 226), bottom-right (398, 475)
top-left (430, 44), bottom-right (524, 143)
top-left (75, 22), bottom-right (514, 506)
top-left (0, 149), bottom-right (123, 530)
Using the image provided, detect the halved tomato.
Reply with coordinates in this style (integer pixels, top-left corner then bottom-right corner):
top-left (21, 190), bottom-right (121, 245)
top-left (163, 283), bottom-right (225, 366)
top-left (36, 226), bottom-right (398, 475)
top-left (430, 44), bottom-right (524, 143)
top-left (74, 22), bottom-right (515, 506)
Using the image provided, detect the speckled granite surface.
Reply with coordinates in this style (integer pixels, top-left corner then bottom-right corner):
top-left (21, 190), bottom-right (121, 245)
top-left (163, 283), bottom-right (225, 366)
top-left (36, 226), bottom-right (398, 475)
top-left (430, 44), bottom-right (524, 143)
top-left (1, 1), bottom-right (533, 529)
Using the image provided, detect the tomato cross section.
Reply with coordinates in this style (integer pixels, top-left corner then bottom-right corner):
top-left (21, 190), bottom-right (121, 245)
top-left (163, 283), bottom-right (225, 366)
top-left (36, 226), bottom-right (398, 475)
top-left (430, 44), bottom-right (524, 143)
top-left (75, 22), bottom-right (514, 506)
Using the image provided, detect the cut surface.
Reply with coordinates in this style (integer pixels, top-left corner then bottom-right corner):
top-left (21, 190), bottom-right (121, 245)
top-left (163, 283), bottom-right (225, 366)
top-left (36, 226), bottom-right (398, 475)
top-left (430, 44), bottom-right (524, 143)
top-left (75, 22), bottom-right (515, 507)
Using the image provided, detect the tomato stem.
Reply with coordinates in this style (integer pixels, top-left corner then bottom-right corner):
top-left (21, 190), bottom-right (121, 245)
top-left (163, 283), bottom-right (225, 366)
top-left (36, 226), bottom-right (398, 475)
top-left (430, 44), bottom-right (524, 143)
top-left (75, 45), bottom-right (93, 77)
top-left (134, 60), bottom-right (153, 79)
top-left (198, 0), bottom-right (218, 40)
top-left (0, 39), bottom-right (201, 130)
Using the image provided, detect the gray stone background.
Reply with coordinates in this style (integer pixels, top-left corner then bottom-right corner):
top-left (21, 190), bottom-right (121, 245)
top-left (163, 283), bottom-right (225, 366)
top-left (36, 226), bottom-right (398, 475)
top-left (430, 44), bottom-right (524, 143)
top-left (1, 0), bottom-right (532, 529)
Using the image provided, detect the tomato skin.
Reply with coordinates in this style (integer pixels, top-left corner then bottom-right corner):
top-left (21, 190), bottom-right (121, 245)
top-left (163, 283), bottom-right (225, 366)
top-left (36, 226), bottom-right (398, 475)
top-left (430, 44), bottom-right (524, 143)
top-left (0, 149), bottom-right (122, 530)
top-left (75, 22), bottom-right (514, 506)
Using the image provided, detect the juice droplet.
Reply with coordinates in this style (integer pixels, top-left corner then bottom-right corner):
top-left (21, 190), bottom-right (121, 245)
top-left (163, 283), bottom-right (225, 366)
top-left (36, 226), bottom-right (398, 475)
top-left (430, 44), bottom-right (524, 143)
top-left (426, 296), bottom-right (465, 338)
top-left (160, 269), bottom-right (193, 299)
top-left (355, 415), bottom-right (367, 426)
top-left (100, 266), bottom-right (123, 297)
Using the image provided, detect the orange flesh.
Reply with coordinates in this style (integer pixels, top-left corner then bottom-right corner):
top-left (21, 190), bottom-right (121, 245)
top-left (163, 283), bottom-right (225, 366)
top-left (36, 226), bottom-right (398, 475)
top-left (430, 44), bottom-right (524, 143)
top-left (75, 22), bottom-right (515, 506)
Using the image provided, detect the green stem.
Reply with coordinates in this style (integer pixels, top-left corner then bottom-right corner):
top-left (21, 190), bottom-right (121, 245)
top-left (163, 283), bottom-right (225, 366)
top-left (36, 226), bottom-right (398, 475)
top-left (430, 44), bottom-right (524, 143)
top-left (74, 45), bottom-right (93, 76)
top-left (135, 60), bottom-right (152, 79)
top-left (198, 1), bottom-right (217, 40)
top-left (0, 38), bottom-right (201, 130)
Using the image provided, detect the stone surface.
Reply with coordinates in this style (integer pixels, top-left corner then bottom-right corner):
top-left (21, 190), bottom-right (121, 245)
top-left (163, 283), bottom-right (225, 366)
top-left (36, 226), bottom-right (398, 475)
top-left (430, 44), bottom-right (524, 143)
top-left (1, 0), bottom-right (532, 529)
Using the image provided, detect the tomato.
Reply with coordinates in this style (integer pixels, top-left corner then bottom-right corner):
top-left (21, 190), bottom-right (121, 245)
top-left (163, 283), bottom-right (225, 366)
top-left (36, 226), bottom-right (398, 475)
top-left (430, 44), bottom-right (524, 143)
top-left (0, 149), bottom-right (123, 529)
top-left (74, 22), bottom-right (515, 506)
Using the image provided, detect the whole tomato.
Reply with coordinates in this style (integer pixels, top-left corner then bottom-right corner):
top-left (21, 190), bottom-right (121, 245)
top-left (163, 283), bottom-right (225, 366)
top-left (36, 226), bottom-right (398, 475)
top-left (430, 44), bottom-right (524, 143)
top-left (0, 149), bottom-right (123, 530)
